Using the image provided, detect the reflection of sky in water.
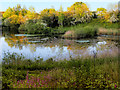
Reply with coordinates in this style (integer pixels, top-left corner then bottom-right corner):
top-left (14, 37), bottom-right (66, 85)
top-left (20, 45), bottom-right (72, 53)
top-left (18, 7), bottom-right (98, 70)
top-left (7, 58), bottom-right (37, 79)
top-left (1, 37), bottom-right (75, 61)
top-left (0, 36), bottom-right (118, 61)
top-left (87, 41), bottom-right (118, 58)
top-left (87, 41), bottom-right (107, 55)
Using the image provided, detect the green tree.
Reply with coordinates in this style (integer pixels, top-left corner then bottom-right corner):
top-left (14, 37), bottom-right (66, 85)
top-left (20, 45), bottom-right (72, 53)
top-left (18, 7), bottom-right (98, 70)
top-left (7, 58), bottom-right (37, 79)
top-left (58, 5), bottom-right (64, 27)
top-left (40, 8), bottom-right (59, 28)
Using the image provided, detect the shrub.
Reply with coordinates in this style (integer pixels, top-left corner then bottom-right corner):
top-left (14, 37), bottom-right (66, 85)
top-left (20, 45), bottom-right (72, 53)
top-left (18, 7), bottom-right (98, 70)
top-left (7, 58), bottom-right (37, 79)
top-left (18, 19), bottom-right (51, 34)
top-left (62, 11), bottom-right (74, 26)
top-left (40, 8), bottom-right (59, 28)
top-left (18, 24), bottom-right (26, 32)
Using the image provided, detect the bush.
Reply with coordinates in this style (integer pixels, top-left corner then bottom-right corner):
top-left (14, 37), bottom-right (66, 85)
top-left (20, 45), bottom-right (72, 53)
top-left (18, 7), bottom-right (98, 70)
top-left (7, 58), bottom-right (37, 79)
top-left (18, 19), bottom-right (51, 34)
top-left (18, 24), bottom-right (26, 32)
top-left (40, 8), bottom-right (59, 28)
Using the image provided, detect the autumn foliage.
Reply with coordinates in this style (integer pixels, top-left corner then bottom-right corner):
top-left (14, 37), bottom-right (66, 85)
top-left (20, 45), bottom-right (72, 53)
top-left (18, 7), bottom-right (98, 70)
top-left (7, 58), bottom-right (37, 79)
top-left (67, 2), bottom-right (92, 23)
top-left (2, 2), bottom-right (119, 33)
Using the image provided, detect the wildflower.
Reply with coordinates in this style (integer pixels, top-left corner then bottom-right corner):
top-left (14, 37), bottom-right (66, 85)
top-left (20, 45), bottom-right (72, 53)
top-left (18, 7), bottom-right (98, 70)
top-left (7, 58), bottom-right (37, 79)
top-left (21, 80), bottom-right (23, 84)
top-left (37, 78), bottom-right (40, 82)
top-left (26, 73), bottom-right (29, 80)
top-left (42, 80), bottom-right (44, 84)
top-left (73, 82), bottom-right (76, 86)
top-left (28, 85), bottom-right (31, 88)
top-left (13, 84), bottom-right (15, 87)
top-left (41, 85), bottom-right (44, 87)
top-left (27, 80), bottom-right (29, 84)
top-left (17, 80), bottom-right (19, 85)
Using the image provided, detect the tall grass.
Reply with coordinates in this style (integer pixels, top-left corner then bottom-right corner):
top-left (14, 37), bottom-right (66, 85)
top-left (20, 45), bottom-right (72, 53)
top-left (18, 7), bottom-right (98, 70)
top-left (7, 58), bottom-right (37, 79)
top-left (2, 52), bottom-right (119, 88)
top-left (98, 28), bottom-right (120, 35)
top-left (61, 19), bottom-right (119, 39)
top-left (63, 25), bottom-right (98, 39)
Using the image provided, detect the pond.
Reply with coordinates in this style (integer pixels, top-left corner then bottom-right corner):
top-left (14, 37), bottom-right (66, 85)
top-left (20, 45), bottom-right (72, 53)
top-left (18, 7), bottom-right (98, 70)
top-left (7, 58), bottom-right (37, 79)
top-left (0, 30), bottom-right (119, 62)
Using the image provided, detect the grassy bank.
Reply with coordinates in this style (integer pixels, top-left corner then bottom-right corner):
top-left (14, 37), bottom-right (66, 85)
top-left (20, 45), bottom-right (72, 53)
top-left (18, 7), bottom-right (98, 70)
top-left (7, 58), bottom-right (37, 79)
top-left (62, 25), bottom-right (98, 39)
top-left (2, 52), bottom-right (119, 88)
top-left (2, 18), bottom-right (119, 39)
top-left (61, 20), bottom-right (119, 39)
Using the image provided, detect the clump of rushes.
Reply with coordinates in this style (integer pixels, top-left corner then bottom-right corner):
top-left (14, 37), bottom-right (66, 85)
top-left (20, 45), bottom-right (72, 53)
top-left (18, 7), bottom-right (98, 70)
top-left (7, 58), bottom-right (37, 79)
top-left (63, 26), bottom-right (98, 39)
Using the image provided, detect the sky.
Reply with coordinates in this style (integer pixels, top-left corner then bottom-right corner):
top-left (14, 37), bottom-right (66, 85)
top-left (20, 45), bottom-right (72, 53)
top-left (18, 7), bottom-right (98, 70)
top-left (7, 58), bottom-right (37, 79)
top-left (0, 0), bottom-right (119, 13)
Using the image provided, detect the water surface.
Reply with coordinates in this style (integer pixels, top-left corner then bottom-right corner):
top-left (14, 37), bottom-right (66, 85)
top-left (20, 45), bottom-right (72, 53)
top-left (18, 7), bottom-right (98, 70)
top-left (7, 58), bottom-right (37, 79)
top-left (0, 31), bottom-right (119, 61)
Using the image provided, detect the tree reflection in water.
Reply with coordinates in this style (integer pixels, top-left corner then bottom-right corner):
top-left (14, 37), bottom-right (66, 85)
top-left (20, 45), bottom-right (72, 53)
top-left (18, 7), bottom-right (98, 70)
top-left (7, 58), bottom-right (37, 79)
top-left (2, 34), bottom-right (119, 61)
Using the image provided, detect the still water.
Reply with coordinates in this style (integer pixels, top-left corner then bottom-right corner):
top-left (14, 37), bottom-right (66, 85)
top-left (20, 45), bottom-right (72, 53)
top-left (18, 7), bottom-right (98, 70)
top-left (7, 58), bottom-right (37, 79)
top-left (0, 31), bottom-right (119, 61)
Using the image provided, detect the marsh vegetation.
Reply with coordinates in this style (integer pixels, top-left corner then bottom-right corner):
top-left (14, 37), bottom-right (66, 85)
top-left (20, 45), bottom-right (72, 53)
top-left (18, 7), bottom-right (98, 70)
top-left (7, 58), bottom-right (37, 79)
top-left (1, 1), bottom-right (119, 89)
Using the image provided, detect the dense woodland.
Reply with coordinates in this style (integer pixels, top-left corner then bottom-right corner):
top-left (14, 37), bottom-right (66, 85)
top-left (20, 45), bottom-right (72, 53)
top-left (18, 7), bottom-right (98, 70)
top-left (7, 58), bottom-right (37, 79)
top-left (2, 2), bottom-right (119, 36)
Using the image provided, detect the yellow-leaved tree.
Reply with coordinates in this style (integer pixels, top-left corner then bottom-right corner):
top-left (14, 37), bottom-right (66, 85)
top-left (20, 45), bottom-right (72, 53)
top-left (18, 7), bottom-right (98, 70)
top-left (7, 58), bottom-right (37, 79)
top-left (97, 4), bottom-right (119, 23)
top-left (67, 2), bottom-right (92, 23)
top-left (40, 8), bottom-right (58, 27)
top-left (3, 7), bottom-right (14, 19)
top-left (96, 8), bottom-right (107, 20)
top-left (3, 4), bottom-right (27, 26)
top-left (25, 6), bottom-right (39, 20)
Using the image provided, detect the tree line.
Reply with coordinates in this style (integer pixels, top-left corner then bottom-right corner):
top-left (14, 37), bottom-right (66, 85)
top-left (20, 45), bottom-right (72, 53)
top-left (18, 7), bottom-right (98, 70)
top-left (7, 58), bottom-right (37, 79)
top-left (2, 2), bottom-right (119, 34)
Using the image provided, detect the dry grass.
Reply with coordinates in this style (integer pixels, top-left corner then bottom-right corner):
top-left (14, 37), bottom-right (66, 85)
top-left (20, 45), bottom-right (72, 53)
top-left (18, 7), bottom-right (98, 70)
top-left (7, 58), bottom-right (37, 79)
top-left (62, 30), bottom-right (76, 39)
top-left (98, 28), bottom-right (120, 35)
